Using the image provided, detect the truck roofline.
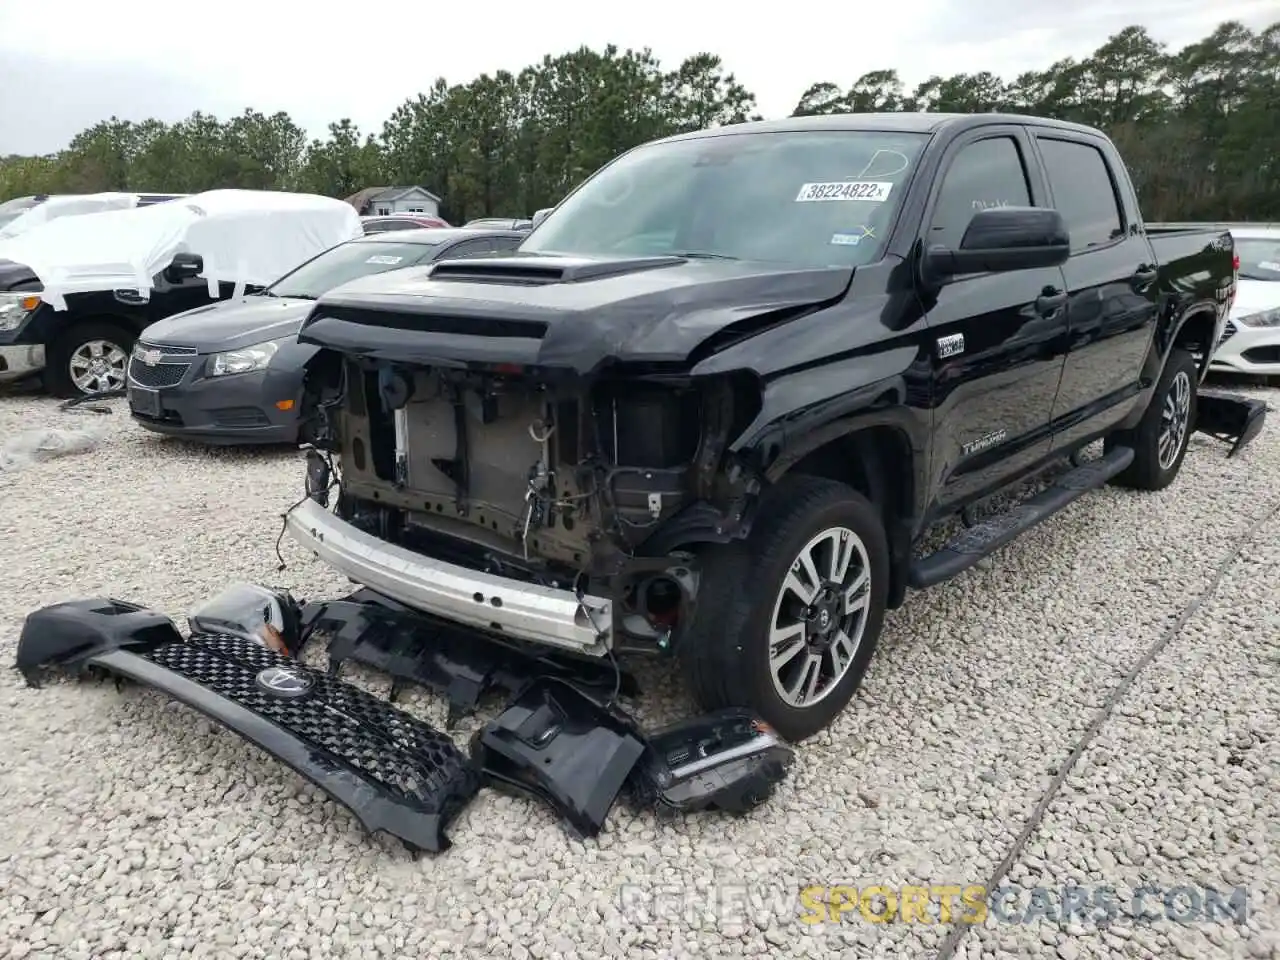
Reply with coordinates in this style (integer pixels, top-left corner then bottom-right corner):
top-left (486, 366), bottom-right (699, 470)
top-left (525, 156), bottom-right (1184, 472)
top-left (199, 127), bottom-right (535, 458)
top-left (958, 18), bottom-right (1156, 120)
top-left (647, 112), bottom-right (1115, 146)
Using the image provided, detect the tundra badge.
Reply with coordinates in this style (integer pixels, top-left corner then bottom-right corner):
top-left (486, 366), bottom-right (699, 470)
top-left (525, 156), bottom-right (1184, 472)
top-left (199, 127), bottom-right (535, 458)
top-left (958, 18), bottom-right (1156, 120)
top-left (962, 429), bottom-right (1008, 456)
top-left (936, 334), bottom-right (965, 359)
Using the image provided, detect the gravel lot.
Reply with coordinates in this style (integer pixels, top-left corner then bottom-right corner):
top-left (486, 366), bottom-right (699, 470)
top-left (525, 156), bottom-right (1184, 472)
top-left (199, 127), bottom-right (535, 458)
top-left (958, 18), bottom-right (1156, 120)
top-left (0, 384), bottom-right (1277, 960)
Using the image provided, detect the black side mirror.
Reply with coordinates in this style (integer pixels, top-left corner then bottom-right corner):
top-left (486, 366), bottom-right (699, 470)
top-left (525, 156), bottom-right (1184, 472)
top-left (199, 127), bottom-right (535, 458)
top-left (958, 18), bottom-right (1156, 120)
top-left (924, 207), bottom-right (1069, 280)
top-left (164, 251), bottom-right (204, 283)
top-left (531, 207), bottom-right (553, 229)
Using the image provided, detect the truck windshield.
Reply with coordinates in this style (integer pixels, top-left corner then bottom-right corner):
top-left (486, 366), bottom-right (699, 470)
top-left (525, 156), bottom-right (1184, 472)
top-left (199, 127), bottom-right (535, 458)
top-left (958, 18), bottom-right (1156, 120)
top-left (521, 130), bottom-right (929, 269)
top-left (265, 240), bottom-right (439, 299)
top-left (1234, 238), bottom-right (1280, 282)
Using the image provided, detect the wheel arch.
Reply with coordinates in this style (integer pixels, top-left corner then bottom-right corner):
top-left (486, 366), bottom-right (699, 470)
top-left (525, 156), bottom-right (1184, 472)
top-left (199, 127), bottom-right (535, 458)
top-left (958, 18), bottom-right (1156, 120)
top-left (770, 421), bottom-right (920, 610)
top-left (1170, 307), bottom-right (1220, 383)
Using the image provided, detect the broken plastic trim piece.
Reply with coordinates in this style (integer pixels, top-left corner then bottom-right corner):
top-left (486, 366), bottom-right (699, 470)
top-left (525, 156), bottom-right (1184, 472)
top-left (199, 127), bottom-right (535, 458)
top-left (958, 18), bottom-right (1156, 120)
top-left (14, 597), bottom-right (183, 687)
top-left (308, 590), bottom-right (639, 727)
top-left (1196, 390), bottom-right (1268, 457)
top-left (470, 677), bottom-right (646, 838)
top-left (629, 709), bottom-right (795, 815)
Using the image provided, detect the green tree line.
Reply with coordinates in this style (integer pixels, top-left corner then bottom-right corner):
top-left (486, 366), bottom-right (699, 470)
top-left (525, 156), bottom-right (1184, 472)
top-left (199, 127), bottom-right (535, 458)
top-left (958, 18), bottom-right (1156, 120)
top-left (1, 20), bottom-right (1276, 223)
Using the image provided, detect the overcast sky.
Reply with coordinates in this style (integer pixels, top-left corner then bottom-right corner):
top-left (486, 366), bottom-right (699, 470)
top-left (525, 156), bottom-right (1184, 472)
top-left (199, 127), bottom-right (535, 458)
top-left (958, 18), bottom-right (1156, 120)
top-left (1, 0), bottom-right (1275, 157)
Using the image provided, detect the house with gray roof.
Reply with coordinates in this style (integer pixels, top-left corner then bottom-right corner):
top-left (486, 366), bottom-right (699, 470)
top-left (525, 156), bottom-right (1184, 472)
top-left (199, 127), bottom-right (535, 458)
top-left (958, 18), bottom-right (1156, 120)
top-left (344, 186), bottom-right (442, 218)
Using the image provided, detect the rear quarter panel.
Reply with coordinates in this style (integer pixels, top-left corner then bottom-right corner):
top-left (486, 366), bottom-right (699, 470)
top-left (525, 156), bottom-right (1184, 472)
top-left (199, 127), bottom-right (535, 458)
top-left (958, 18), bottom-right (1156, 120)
top-left (1146, 229), bottom-right (1233, 385)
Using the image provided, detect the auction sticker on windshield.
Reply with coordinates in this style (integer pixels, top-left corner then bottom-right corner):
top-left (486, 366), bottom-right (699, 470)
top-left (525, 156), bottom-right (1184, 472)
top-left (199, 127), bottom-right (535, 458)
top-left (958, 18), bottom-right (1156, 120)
top-left (365, 255), bottom-right (404, 265)
top-left (795, 181), bottom-right (893, 203)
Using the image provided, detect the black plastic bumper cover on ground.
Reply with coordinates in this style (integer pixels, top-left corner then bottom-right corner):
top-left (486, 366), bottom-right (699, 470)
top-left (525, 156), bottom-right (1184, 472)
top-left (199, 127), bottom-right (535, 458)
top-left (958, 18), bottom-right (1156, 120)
top-left (470, 677), bottom-right (647, 838)
top-left (89, 634), bottom-right (479, 853)
top-left (1197, 390), bottom-right (1268, 457)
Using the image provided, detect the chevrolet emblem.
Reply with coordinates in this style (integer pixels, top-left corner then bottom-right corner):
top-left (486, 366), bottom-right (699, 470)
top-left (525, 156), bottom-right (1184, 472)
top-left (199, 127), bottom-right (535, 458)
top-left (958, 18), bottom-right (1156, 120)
top-left (141, 349), bottom-right (161, 366)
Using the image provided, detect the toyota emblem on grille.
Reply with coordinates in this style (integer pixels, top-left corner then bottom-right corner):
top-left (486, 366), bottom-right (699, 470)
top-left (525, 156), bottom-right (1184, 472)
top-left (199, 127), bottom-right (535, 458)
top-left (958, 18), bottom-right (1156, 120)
top-left (255, 666), bottom-right (314, 698)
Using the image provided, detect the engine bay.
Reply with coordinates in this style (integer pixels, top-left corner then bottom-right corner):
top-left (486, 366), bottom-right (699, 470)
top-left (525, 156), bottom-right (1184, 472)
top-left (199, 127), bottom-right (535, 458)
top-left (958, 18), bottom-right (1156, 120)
top-left (300, 355), bottom-right (761, 651)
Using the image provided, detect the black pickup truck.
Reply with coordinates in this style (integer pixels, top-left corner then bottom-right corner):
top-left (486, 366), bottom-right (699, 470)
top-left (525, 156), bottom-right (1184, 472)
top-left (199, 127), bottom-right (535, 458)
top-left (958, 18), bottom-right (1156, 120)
top-left (285, 113), bottom-right (1247, 741)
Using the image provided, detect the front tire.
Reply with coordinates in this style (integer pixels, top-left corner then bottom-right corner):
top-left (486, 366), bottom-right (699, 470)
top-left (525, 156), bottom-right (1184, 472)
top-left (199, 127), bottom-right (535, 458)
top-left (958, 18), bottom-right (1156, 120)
top-left (46, 321), bottom-right (135, 399)
top-left (1105, 348), bottom-right (1198, 491)
top-left (679, 476), bottom-right (890, 742)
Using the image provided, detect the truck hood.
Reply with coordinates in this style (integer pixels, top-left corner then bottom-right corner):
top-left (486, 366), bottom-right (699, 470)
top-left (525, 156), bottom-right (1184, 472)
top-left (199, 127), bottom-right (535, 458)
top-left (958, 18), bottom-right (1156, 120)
top-left (142, 295), bottom-right (313, 351)
top-left (298, 254), bottom-right (852, 374)
top-left (0, 258), bottom-right (38, 291)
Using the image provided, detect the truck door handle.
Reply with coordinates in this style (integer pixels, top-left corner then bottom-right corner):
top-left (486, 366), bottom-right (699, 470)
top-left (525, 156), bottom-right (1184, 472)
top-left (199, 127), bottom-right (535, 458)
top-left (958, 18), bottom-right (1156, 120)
top-left (1132, 264), bottom-right (1158, 286)
top-left (1035, 290), bottom-right (1068, 316)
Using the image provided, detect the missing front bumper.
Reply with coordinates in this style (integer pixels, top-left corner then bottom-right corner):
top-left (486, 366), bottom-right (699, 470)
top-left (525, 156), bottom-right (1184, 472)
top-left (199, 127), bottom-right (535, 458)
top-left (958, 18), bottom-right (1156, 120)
top-left (284, 498), bottom-right (613, 655)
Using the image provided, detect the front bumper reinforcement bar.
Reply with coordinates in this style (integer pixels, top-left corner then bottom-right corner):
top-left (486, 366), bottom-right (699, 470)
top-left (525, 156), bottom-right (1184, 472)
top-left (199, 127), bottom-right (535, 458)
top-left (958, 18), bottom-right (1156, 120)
top-left (285, 498), bottom-right (613, 655)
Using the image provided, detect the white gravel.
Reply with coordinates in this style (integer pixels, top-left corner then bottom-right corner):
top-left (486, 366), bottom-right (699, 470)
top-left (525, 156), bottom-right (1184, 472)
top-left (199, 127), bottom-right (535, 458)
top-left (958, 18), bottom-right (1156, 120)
top-left (0, 383), bottom-right (1277, 960)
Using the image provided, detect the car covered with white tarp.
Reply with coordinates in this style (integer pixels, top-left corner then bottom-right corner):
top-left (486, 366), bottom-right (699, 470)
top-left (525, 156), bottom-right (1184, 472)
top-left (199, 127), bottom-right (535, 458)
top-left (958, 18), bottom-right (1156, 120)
top-left (0, 189), bottom-right (362, 397)
top-left (0, 192), bottom-right (185, 241)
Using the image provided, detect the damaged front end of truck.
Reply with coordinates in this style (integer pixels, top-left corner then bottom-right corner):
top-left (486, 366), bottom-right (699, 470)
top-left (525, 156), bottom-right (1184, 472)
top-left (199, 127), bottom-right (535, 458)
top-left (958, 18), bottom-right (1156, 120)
top-left (281, 123), bottom-right (929, 747)
top-left (285, 252), bottom-right (845, 660)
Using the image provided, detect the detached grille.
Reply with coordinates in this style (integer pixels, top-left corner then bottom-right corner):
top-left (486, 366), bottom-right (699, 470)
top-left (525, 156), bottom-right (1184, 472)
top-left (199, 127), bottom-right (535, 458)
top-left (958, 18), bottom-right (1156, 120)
top-left (1218, 320), bottom-right (1238, 348)
top-left (129, 358), bottom-right (190, 388)
top-left (145, 634), bottom-right (473, 805)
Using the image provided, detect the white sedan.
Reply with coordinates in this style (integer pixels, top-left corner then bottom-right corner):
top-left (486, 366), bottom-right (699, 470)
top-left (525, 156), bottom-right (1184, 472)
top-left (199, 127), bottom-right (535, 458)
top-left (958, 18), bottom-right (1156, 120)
top-left (1213, 226), bottom-right (1280, 377)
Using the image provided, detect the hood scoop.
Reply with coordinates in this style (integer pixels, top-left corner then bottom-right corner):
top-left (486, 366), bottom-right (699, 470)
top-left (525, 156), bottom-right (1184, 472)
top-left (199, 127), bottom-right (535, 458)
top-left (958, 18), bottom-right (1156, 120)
top-left (428, 254), bottom-right (685, 286)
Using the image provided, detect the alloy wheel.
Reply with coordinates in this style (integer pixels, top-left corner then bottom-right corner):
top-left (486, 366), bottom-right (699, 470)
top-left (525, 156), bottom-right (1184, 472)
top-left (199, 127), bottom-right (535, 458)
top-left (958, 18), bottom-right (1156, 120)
top-left (1158, 369), bottom-right (1192, 470)
top-left (69, 339), bottom-right (128, 395)
top-left (768, 525), bottom-right (872, 708)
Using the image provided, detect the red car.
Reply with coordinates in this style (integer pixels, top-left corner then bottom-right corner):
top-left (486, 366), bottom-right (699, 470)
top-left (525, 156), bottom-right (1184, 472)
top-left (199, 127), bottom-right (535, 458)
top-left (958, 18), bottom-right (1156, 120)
top-left (360, 213), bottom-right (451, 233)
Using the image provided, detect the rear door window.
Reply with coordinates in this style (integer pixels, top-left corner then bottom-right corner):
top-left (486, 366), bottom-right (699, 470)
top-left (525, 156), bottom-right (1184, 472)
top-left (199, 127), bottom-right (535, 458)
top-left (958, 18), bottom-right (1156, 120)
top-left (1036, 138), bottom-right (1125, 252)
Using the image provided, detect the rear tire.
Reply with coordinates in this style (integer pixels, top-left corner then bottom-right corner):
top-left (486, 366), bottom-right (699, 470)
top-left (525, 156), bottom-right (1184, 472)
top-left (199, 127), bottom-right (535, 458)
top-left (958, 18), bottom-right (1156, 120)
top-left (1105, 348), bottom-right (1198, 491)
top-left (45, 321), bottom-right (136, 399)
top-left (678, 475), bottom-right (890, 742)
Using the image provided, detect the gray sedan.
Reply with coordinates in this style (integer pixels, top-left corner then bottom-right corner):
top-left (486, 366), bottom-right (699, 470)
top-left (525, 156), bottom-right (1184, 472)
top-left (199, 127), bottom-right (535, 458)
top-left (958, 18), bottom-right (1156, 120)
top-left (126, 227), bottom-right (525, 444)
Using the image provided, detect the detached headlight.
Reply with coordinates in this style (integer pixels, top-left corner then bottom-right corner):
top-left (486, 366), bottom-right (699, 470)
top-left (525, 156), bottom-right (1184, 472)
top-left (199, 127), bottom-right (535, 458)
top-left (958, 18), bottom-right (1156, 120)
top-left (208, 339), bottom-right (282, 377)
top-left (0, 292), bottom-right (42, 332)
top-left (1234, 308), bottom-right (1280, 328)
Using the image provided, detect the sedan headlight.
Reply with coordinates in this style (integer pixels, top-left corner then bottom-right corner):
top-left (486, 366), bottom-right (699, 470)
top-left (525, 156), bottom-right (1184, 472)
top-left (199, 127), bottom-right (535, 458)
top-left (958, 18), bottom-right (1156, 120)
top-left (208, 339), bottom-right (282, 377)
top-left (0, 292), bottom-right (42, 332)
top-left (1234, 308), bottom-right (1280, 328)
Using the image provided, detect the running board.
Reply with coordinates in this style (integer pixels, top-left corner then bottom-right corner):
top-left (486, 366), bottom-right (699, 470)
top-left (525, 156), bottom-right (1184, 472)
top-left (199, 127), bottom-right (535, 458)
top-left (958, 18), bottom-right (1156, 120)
top-left (908, 446), bottom-right (1135, 590)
